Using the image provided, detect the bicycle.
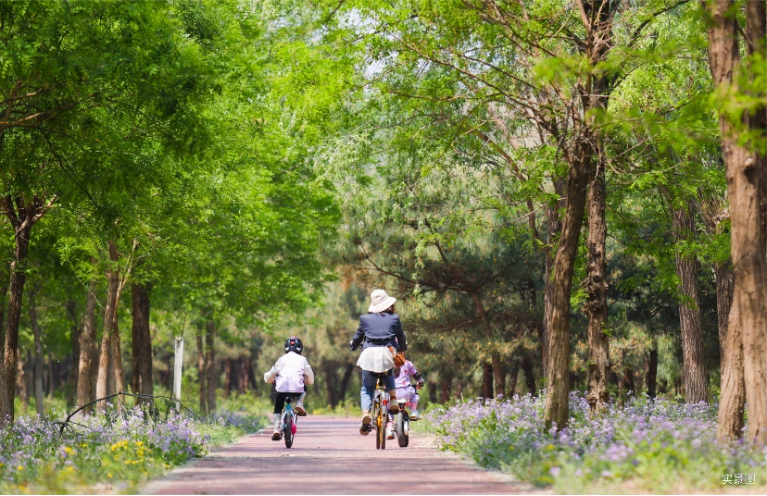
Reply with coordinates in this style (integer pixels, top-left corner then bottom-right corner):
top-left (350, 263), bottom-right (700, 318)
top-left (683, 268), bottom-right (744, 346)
top-left (360, 371), bottom-right (393, 449)
top-left (390, 382), bottom-right (424, 448)
top-left (278, 395), bottom-right (299, 448)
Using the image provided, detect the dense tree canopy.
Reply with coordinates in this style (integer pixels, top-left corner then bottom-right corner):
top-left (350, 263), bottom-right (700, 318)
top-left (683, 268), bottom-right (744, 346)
top-left (1, 0), bottom-right (766, 452)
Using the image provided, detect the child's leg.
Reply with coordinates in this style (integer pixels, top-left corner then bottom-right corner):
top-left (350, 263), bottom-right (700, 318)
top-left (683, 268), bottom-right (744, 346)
top-left (272, 393), bottom-right (286, 439)
top-left (295, 391), bottom-right (307, 416)
top-left (411, 391), bottom-right (420, 410)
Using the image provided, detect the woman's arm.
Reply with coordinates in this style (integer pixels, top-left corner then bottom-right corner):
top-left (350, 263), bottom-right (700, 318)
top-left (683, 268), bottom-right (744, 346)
top-left (349, 317), bottom-right (366, 351)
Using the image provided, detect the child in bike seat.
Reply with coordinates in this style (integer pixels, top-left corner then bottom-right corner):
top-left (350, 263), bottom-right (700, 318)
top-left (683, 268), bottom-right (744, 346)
top-left (393, 359), bottom-right (424, 419)
top-left (264, 336), bottom-right (314, 440)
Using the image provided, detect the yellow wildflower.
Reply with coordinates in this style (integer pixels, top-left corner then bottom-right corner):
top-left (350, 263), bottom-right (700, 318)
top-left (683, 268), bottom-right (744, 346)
top-left (17, 465), bottom-right (23, 471)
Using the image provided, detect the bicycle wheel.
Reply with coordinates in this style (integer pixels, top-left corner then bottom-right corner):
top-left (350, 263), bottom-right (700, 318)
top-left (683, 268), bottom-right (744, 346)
top-left (373, 393), bottom-right (381, 449)
top-left (395, 411), bottom-right (408, 448)
top-left (377, 408), bottom-right (386, 450)
top-left (284, 415), bottom-right (294, 448)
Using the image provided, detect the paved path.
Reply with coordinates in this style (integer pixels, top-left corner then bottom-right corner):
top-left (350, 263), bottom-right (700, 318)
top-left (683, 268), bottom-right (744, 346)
top-left (143, 416), bottom-right (536, 495)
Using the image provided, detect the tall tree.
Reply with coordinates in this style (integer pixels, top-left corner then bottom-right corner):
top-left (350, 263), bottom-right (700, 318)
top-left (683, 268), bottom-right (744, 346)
top-left (703, 0), bottom-right (767, 443)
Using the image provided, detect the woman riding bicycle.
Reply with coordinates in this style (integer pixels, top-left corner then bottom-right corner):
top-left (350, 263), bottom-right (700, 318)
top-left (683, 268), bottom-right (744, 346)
top-left (349, 289), bottom-right (407, 436)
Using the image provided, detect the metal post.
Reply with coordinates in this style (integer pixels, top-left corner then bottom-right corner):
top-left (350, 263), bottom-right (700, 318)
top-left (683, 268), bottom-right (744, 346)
top-left (173, 337), bottom-right (184, 411)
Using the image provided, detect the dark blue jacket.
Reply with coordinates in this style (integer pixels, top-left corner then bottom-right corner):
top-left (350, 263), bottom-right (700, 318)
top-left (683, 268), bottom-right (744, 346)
top-left (350, 313), bottom-right (407, 352)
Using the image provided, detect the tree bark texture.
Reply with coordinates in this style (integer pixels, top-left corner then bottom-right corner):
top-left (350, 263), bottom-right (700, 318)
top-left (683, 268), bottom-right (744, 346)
top-left (718, 289), bottom-right (745, 442)
top-left (714, 262), bottom-right (744, 442)
top-left (131, 283), bottom-right (153, 397)
top-left (96, 242), bottom-right (120, 408)
top-left (205, 320), bottom-right (216, 413)
top-left (545, 148), bottom-right (590, 429)
top-left (76, 278), bottom-right (98, 408)
top-left (584, 161), bottom-right (610, 414)
top-left (705, 0), bottom-right (767, 445)
top-left (29, 291), bottom-right (44, 417)
top-left (0, 194), bottom-right (50, 423)
top-left (671, 202), bottom-right (708, 403)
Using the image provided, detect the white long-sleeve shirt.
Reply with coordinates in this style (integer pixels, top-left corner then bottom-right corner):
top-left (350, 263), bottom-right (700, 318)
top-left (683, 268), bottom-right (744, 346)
top-left (263, 351), bottom-right (314, 393)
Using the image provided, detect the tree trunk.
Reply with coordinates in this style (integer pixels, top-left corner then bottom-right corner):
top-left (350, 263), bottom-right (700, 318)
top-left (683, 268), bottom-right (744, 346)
top-left (29, 291), bottom-right (44, 417)
top-left (481, 362), bottom-right (493, 399)
top-left (0, 282), bottom-right (7, 363)
top-left (705, 0), bottom-right (767, 445)
top-left (508, 363), bottom-right (519, 397)
top-left (66, 299), bottom-right (79, 406)
top-left (646, 341), bottom-right (658, 399)
top-left (339, 362), bottom-right (354, 401)
top-left (541, 185), bottom-right (564, 379)
top-left (624, 368), bottom-right (635, 398)
top-left (718, 290), bottom-right (745, 442)
top-left (522, 355), bottom-right (536, 396)
top-left (491, 352), bottom-right (505, 398)
top-left (468, 291), bottom-right (504, 398)
top-left (111, 318), bottom-right (126, 395)
top-left (671, 201), bottom-right (708, 403)
top-left (16, 352), bottom-right (26, 406)
top-left (131, 282), bottom-right (153, 398)
top-left (197, 327), bottom-right (207, 414)
top-left (77, 278), bottom-right (98, 408)
top-left (440, 370), bottom-right (452, 403)
top-left (584, 160), bottom-right (610, 414)
top-left (0, 207), bottom-right (34, 423)
top-left (544, 0), bottom-right (617, 431)
top-left (325, 363), bottom-right (338, 408)
top-left (545, 148), bottom-right (590, 429)
top-left (96, 242), bottom-right (120, 408)
top-left (205, 320), bottom-right (216, 413)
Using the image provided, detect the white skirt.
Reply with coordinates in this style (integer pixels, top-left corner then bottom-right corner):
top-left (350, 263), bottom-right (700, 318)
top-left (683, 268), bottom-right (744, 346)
top-left (356, 346), bottom-right (395, 373)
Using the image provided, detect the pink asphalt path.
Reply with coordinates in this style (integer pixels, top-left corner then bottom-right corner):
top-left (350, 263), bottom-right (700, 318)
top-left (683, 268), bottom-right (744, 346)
top-left (142, 415), bottom-right (537, 495)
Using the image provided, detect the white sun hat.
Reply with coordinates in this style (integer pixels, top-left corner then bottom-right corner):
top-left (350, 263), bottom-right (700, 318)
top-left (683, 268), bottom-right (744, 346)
top-left (368, 289), bottom-right (397, 313)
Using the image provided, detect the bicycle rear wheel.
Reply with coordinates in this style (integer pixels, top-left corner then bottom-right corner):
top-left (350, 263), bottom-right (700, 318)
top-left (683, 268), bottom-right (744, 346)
top-left (377, 408), bottom-right (386, 450)
top-left (395, 411), bottom-right (408, 447)
top-left (373, 391), bottom-right (386, 450)
top-left (284, 415), bottom-right (294, 448)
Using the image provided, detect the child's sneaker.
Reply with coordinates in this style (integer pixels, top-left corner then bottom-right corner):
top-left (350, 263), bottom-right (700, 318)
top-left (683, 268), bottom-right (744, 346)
top-left (271, 414), bottom-right (281, 440)
top-left (386, 424), bottom-right (394, 439)
top-left (295, 404), bottom-right (307, 416)
top-left (410, 409), bottom-right (420, 420)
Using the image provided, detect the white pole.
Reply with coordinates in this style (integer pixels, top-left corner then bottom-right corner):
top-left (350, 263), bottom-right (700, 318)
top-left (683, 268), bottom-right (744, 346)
top-left (173, 337), bottom-right (184, 410)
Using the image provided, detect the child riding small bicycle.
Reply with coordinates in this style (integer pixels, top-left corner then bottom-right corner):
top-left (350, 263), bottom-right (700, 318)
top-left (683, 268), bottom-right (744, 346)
top-left (386, 358), bottom-right (424, 439)
top-left (264, 337), bottom-right (314, 440)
